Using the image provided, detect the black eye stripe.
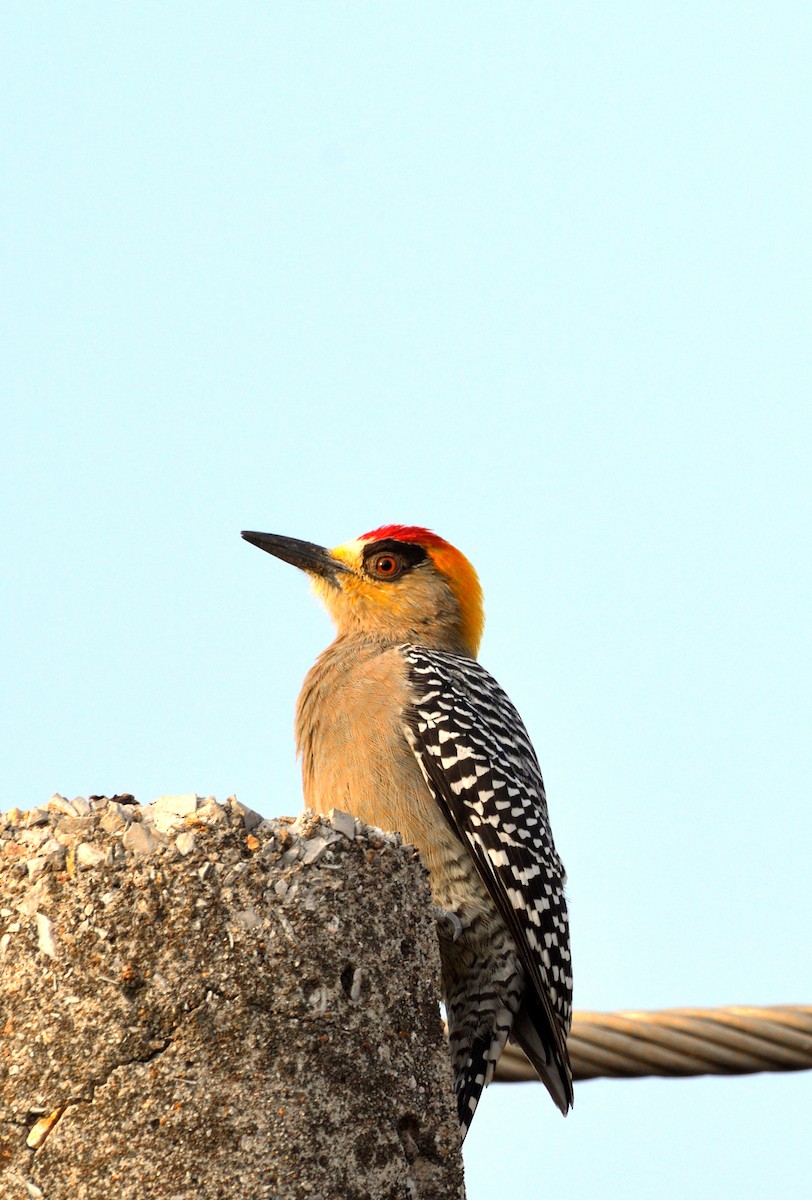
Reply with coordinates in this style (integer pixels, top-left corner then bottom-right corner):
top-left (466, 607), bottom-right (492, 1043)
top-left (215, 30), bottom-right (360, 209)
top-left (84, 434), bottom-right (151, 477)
top-left (362, 539), bottom-right (428, 570)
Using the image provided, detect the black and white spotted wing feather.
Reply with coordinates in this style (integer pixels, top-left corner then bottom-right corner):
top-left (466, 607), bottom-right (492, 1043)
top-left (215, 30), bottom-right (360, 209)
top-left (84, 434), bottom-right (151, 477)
top-left (400, 644), bottom-right (573, 1120)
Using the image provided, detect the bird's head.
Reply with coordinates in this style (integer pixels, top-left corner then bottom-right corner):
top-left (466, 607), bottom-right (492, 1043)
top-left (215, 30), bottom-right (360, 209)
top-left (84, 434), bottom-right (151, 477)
top-left (242, 523), bottom-right (484, 656)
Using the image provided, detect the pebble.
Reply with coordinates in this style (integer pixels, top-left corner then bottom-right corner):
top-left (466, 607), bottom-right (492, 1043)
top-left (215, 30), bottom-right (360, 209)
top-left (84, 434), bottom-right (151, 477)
top-left (122, 822), bottom-right (161, 857)
top-left (301, 834), bottom-right (341, 866)
top-left (47, 795), bottom-right (76, 817)
top-left (100, 806), bottom-right (129, 834)
top-left (154, 793), bottom-right (199, 819)
top-left (234, 908), bottom-right (262, 930)
top-left (26, 1108), bottom-right (63, 1149)
top-left (197, 798), bottom-right (228, 823)
top-left (26, 856), bottom-right (49, 883)
top-left (21, 808), bottom-right (50, 828)
top-left (176, 832), bottom-right (197, 856)
top-left (35, 912), bottom-right (58, 959)
top-left (18, 826), bottom-right (52, 850)
top-left (47, 847), bottom-right (67, 871)
top-left (230, 798), bottom-right (263, 832)
top-left (54, 816), bottom-right (95, 837)
top-left (349, 968), bottom-right (363, 1002)
top-left (18, 892), bottom-right (42, 917)
top-left (75, 844), bottom-right (108, 870)
top-left (150, 796), bottom-right (198, 834)
top-left (329, 808), bottom-right (356, 840)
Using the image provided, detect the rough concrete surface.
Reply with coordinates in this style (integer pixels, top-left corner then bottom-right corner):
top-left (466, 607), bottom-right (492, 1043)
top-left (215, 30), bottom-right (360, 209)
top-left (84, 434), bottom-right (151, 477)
top-left (0, 795), bottom-right (465, 1200)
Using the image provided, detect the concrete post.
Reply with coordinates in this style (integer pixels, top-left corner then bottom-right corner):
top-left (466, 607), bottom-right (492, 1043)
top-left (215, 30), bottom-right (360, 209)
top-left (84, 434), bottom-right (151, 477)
top-left (0, 795), bottom-right (465, 1200)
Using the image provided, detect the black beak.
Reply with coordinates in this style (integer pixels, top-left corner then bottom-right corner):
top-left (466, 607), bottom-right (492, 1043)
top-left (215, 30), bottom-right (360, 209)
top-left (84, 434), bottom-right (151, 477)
top-left (241, 531), bottom-right (349, 585)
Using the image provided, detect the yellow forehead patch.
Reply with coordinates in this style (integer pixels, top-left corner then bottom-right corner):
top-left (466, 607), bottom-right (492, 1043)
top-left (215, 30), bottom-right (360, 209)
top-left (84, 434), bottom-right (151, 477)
top-left (330, 539), bottom-right (366, 569)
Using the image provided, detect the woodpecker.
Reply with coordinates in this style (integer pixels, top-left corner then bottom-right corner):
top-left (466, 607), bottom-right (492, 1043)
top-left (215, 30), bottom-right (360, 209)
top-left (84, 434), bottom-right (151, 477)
top-left (242, 524), bottom-right (573, 1135)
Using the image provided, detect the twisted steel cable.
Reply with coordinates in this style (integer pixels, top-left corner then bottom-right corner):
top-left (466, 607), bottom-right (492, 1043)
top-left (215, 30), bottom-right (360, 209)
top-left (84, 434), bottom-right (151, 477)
top-left (494, 1005), bottom-right (812, 1083)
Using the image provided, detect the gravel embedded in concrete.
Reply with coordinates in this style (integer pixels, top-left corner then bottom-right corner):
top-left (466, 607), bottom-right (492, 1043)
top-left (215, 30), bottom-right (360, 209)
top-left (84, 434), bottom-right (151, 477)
top-left (0, 795), bottom-right (465, 1200)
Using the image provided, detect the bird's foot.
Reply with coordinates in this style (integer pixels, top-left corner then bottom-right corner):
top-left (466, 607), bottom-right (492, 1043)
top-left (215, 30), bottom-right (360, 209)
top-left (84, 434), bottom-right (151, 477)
top-left (432, 905), bottom-right (463, 942)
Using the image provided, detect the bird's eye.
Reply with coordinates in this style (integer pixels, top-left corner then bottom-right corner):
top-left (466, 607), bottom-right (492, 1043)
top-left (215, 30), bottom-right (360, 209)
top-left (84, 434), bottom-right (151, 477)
top-left (370, 553), bottom-right (403, 579)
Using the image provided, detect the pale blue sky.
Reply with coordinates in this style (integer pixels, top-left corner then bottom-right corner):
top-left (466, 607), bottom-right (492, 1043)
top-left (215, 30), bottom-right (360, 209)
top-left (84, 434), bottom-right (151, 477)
top-left (3, 4), bottom-right (811, 1196)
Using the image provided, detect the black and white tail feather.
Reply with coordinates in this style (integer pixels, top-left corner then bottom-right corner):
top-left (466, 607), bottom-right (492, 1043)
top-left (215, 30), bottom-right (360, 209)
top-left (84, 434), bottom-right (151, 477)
top-left (400, 644), bottom-right (573, 1136)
